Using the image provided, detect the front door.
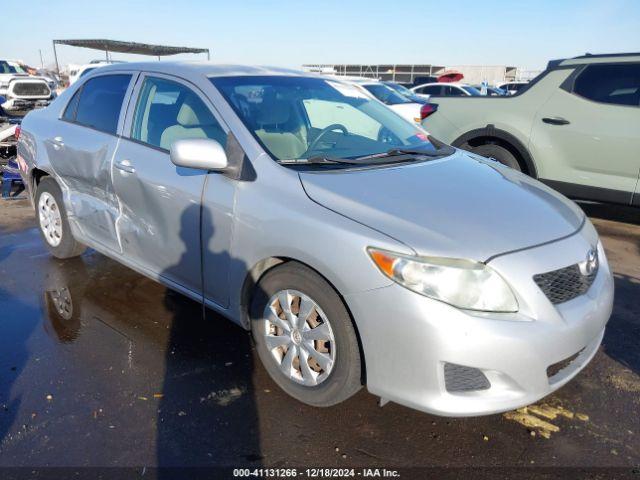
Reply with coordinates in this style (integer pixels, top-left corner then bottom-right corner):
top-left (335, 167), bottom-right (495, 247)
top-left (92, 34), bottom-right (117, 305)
top-left (112, 74), bottom-right (235, 304)
top-left (45, 73), bottom-right (135, 252)
top-left (530, 62), bottom-right (640, 203)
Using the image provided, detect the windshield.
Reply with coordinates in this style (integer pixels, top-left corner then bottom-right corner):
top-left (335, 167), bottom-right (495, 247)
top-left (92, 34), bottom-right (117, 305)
top-left (211, 76), bottom-right (435, 162)
top-left (362, 84), bottom-right (412, 105)
top-left (0, 61), bottom-right (16, 74)
top-left (461, 86), bottom-right (482, 96)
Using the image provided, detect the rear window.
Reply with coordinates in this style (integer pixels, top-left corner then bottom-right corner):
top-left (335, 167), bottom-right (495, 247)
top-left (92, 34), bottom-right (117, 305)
top-left (73, 74), bottom-right (131, 134)
top-left (62, 89), bottom-right (81, 121)
top-left (362, 84), bottom-right (411, 105)
top-left (573, 63), bottom-right (640, 107)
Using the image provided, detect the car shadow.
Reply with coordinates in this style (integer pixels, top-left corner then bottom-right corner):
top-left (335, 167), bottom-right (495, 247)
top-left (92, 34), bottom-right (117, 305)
top-left (578, 201), bottom-right (640, 226)
top-left (157, 204), bottom-right (262, 470)
top-left (602, 272), bottom-right (640, 377)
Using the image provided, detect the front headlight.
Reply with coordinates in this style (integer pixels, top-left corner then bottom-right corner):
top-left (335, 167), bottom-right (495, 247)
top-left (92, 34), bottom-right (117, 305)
top-left (368, 248), bottom-right (518, 312)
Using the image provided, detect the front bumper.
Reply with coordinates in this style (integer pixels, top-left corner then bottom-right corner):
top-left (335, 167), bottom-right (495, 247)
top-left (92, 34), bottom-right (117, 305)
top-left (345, 224), bottom-right (614, 416)
top-left (2, 98), bottom-right (51, 112)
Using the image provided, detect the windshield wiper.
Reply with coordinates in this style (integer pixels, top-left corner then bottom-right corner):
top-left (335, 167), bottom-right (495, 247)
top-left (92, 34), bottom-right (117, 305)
top-left (353, 143), bottom-right (456, 162)
top-left (279, 156), bottom-right (354, 165)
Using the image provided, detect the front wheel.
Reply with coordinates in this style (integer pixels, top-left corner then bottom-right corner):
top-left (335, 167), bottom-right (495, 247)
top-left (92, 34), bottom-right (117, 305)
top-left (251, 262), bottom-right (362, 407)
top-left (35, 177), bottom-right (86, 259)
top-left (471, 143), bottom-right (522, 171)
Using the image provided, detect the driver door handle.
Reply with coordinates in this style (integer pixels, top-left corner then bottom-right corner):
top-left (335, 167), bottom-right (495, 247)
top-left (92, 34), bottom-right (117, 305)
top-left (115, 159), bottom-right (136, 174)
top-left (542, 117), bottom-right (570, 126)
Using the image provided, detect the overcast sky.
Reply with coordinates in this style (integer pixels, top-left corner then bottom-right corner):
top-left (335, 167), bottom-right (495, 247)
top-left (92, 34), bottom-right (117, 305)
top-left (5, 0), bottom-right (640, 71)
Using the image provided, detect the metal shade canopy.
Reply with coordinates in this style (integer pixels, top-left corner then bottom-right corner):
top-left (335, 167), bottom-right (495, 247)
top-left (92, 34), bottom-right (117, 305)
top-left (52, 38), bottom-right (210, 75)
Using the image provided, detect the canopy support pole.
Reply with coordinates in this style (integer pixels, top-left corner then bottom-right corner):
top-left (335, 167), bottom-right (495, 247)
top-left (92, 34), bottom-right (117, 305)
top-left (53, 41), bottom-right (60, 77)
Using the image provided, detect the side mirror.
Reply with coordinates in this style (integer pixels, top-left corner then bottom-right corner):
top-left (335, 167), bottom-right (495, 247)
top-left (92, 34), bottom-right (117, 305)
top-left (170, 138), bottom-right (228, 171)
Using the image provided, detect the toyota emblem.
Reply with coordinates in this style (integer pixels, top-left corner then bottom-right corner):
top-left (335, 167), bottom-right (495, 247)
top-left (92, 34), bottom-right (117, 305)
top-left (579, 248), bottom-right (598, 276)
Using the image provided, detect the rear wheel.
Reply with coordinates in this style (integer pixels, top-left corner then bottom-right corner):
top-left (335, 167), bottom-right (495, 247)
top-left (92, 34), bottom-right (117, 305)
top-left (251, 262), bottom-right (362, 407)
top-left (471, 143), bottom-right (522, 171)
top-left (35, 177), bottom-right (86, 259)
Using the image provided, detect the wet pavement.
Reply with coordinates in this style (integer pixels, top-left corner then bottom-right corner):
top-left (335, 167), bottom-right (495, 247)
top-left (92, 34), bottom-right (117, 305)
top-left (0, 198), bottom-right (639, 473)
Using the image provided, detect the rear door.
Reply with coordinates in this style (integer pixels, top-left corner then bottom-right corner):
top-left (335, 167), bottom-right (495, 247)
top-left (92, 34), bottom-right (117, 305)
top-left (530, 62), bottom-right (640, 203)
top-left (47, 73), bottom-right (136, 252)
top-left (113, 73), bottom-right (235, 304)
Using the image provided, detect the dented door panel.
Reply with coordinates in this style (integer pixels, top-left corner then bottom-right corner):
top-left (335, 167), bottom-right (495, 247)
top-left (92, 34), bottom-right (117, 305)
top-left (111, 139), bottom-right (206, 295)
top-left (45, 121), bottom-right (122, 252)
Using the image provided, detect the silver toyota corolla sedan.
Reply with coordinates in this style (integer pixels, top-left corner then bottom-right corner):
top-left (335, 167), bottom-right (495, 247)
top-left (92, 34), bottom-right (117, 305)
top-left (17, 62), bottom-right (614, 416)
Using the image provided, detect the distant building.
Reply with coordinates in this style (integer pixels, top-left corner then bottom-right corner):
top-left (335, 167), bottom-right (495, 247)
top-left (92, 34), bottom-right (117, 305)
top-left (302, 64), bottom-right (445, 84)
top-left (445, 65), bottom-right (517, 85)
top-left (302, 63), bottom-right (542, 85)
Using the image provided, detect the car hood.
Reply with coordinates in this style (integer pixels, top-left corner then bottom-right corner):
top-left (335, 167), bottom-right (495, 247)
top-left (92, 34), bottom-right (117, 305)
top-left (299, 151), bottom-right (585, 261)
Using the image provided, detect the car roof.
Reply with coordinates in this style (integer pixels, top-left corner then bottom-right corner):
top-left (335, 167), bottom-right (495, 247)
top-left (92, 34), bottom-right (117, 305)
top-left (558, 52), bottom-right (640, 67)
top-left (96, 61), bottom-right (316, 79)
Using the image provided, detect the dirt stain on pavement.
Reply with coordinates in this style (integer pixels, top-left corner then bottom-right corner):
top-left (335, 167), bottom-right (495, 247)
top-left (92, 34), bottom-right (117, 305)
top-left (608, 369), bottom-right (640, 393)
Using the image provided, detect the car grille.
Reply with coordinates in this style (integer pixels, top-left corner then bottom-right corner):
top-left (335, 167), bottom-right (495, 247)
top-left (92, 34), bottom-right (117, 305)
top-left (12, 82), bottom-right (50, 96)
top-left (533, 262), bottom-right (597, 305)
top-left (444, 363), bottom-right (490, 392)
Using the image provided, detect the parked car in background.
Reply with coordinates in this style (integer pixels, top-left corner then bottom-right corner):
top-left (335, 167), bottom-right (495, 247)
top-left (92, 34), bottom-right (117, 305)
top-left (0, 60), bottom-right (53, 114)
top-left (18, 62), bottom-right (613, 417)
top-left (382, 81), bottom-right (430, 104)
top-left (423, 53), bottom-right (640, 206)
top-left (411, 82), bottom-right (482, 97)
top-left (473, 84), bottom-right (507, 96)
top-left (354, 80), bottom-right (425, 125)
top-left (497, 81), bottom-right (529, 95)
top-left (36, 69), bottom-right (61, 92)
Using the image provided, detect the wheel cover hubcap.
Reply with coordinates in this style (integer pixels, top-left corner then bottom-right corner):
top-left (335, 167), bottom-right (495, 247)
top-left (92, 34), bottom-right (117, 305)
top-left (262, 289), bottom-right (336, 386)
top-left (38, 192), bottom-right (63, 247)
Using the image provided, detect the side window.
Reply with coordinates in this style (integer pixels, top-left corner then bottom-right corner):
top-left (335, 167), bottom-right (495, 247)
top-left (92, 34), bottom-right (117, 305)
top-left (444, 86), bottom-right (465, 96)
top-left (74, 74), bottom-right (132, 134)
top-left (62, 89), bottom-right (82, 121)
top-left (573, 64), bottom-right (640, 107)
top-left (420, 85), bottom-right (442, 97)
top-left (131, 77), bottom-right (226, 150)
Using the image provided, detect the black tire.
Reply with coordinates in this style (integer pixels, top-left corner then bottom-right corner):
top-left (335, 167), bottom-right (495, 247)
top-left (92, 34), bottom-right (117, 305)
top-left (471, 143), bottom-right (522, 171)
top-left (251, 262), bottom-right (362, 407)
top-left (35, 177), bottom-right (86, 259)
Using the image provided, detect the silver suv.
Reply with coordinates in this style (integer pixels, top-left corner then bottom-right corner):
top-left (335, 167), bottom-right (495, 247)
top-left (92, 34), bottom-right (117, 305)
top-left (423, 53), bottom-right (640, 206)
top-left (18, 63), bottom-right (613, 416)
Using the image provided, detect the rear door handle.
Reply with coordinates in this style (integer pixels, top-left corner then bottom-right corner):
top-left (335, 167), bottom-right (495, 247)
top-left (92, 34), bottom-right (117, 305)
top-left (542, 117), bottom-right (570, 125)
top-left (114, 159), bottom-right (136, 174)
